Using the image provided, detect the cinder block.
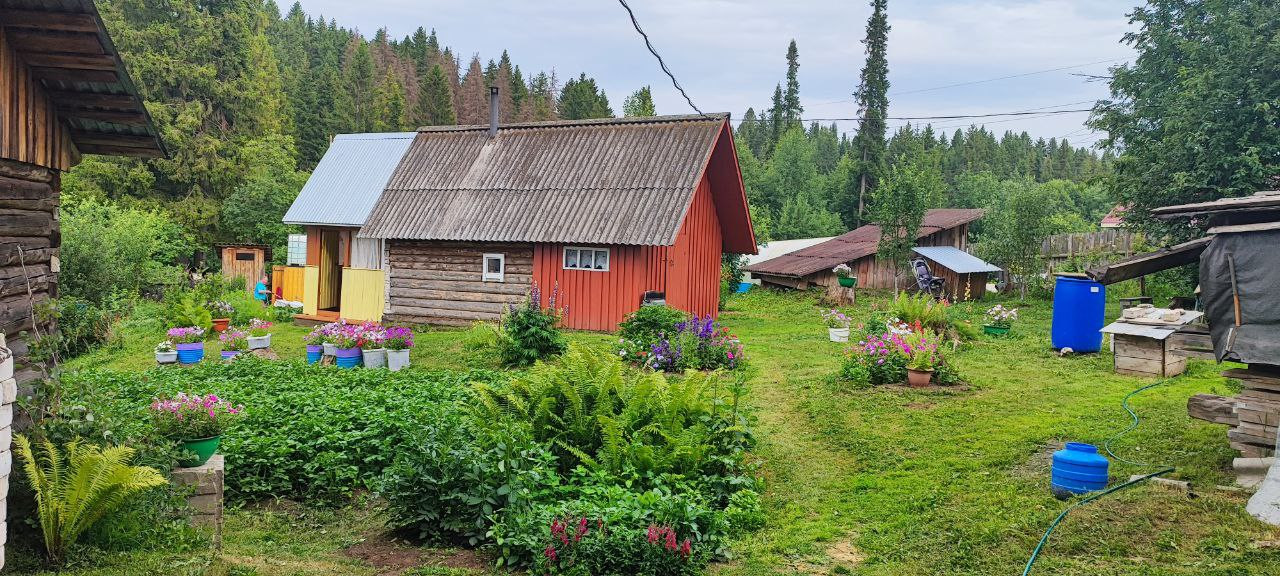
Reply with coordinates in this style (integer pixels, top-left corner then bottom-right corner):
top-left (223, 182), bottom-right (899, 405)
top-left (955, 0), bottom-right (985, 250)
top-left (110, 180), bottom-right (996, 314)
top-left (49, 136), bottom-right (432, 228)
top-left (188, 494), bottom-right (221, 515)
top-left (0, 450), bottom-right (10, 478)
top-left (0, 377), bottom-right (14, 404)
top-left (0, 404), bottom-right (10, 428)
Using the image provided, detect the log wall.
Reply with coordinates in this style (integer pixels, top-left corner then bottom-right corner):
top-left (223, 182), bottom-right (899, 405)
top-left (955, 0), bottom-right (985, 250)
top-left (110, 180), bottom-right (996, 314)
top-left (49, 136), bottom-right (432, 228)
top-left (385, 241), bottom-right (534, 326)
top-left (0, 157), bottom-right (57, 386)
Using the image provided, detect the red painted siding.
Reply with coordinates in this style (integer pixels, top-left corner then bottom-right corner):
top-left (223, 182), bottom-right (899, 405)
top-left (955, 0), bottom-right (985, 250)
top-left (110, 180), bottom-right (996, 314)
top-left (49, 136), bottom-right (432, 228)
top-left (666, 174), bottom-right (722, 319)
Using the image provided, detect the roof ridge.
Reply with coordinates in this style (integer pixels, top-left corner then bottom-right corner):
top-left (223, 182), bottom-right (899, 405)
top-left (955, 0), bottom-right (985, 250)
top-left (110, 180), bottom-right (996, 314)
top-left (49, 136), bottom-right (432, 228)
top-left (414, 113), bottom-right (730, 133)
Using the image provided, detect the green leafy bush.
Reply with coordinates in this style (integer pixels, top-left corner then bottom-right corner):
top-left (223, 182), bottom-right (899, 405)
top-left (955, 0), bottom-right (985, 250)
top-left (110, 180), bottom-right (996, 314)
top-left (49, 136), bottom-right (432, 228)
top-left (161, 293), bottom-right (212, 331)
top-left (891, 292), bottom-right (950, 332)
top-left (617, 310), bottom-right (746, 372)
top-left (724, 489), bottom-right (766, 532)
top-left (498, 284), bottom-right (567, 367)
top-left (28, 296), bottom-right (127, 362)
top-left (619, 305), bottom-right (688, 344)
top-left (60, 359), bottom-right (496, 502)
top-left (59, 197), bottom-right (192, 303)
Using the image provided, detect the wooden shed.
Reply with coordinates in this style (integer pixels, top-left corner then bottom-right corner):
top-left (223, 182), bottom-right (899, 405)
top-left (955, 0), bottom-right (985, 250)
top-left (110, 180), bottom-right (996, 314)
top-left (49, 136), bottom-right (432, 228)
top-left (747, 209), bottom-right (987, 298)
top-left (1100, 308), bottom-right (1201, 377)
top-left (0, 0), bottom-right (164, 387)
top-left (219, 244), bottom-right (270, 295)
top-left (357, 113), bottom-right (757, 331)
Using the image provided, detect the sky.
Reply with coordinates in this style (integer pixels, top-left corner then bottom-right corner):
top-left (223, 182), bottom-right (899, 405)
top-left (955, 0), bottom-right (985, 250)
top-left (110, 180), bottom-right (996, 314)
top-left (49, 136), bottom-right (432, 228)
top-left (291, 0), bottom-right (1138, 147)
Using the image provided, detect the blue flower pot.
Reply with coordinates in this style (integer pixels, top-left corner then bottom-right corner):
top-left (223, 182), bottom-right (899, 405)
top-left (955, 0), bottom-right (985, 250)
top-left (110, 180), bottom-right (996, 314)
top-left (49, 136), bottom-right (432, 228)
top-left (176, 342), bottom-right (204, 365)
top-left (306, 344), bottom-right (323, 364)
top-left (334, 347), bottom-right (362, 368)
top-left (221, 350), bottom-right (241, 360)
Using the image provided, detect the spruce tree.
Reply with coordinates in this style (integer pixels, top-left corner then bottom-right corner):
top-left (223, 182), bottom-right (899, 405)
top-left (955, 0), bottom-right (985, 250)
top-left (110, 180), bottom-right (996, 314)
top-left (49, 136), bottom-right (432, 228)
top-left (622, 86), bottom-right (656, 117)
top-left (851, 0), bottom-right (890, 228)
top-left (782, 40), bottom-right (803, 128)
top-left (558, 73), bottom-right (613, 120)
top-left (767, 84), bottom-right (784, 155)
top-left (373, 67), bottom-right (408, 131)
top-left (417, 63), bottom-right (456, 126)
top-left (458, 55), bottom-right (489, 124)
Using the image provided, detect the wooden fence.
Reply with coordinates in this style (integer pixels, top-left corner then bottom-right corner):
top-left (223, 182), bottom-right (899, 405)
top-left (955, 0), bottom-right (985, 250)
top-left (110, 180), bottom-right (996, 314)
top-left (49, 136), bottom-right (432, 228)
top-left (1041, 229), bottom-right (1135, 273)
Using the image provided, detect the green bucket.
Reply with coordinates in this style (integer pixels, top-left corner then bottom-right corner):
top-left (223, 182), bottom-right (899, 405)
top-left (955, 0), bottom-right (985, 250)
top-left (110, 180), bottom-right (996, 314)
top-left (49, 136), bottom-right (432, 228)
top-left (983, 325), bottom-right (1010, 337)
top-left (178, 435), bottom-right (221, 467)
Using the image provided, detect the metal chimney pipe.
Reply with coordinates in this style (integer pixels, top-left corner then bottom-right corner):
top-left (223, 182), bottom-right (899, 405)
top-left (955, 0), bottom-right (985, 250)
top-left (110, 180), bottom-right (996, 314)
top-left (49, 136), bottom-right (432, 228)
top-left (489, 86), bottom-right (499, 138)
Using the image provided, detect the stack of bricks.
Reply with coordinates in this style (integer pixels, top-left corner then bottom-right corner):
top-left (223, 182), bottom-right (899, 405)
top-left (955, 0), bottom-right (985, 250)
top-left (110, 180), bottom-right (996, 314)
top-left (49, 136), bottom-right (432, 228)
top-left (1, 335), bottom-right (15, 570)
top-left (172, 454), bottom-right (225, 547)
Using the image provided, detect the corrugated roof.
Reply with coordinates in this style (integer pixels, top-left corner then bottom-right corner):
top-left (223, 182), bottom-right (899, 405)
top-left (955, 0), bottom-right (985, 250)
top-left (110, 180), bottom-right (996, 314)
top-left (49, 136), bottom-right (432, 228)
top-left (1152, 190), bottom-right (1280, 219)
top-left (283, 132), bottom-right (417, 227)
top-left (746, 209), bottom-right (985, 278)
top-left (912, 246), bottom-right (1001, 274)
top-left (359, 114), bottom-right (732, 246)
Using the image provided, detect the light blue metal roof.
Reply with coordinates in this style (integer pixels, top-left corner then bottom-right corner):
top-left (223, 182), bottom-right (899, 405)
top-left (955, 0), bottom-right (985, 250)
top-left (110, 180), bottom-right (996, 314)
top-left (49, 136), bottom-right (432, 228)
top-left (913, 246), bottom-right (1002, 274)
top-left (283, 132), bottom-right (417, 227)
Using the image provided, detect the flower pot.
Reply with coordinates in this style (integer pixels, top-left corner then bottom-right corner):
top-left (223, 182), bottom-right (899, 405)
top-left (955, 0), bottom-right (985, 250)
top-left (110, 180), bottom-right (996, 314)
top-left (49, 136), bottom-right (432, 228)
top-left (247, 333), bottom-right (272, 350)
top-left (837, 276), bottom-right (857, 288)
top-left (362, 348), bottom-right (387, 369)
top-left (983, 325), bottom-right (1010, 336)
top-left (211, 318), bottom-right (230, 333)
top-left (175, 342), bottom-right (204, 365)
top-left (386, 349), bottom-right (410, 372)
top-left (221, 350), bottom-right (241, 360)
top-left (322, 342), bottom-right (337, 357)
top-left (906, 368), bottom-right (934, 388)
top-left (178, 435), bottom-right (221, 467)
top-left (306, 344), bottom-right (323, 364)
top-left (828, 327), bottom-right (850, 342)
top-left (155, 350), bottom-right (178, 364)
top-left (334, 346), bottom-right (362, 368)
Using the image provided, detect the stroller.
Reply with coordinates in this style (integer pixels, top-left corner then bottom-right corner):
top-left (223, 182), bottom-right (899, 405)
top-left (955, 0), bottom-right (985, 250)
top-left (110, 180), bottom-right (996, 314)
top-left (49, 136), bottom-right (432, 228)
top-left (911, 258), bottom-right (946, 299)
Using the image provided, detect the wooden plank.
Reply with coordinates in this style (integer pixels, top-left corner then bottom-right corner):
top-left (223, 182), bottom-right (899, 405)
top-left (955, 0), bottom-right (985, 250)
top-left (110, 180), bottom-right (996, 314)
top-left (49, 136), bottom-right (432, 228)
top-left (389, 304), bottom-right (499, 322)
top-left (1164, 354), bottom-right (1187, 377)
top-left (1167, 331), bottom-right (1216, 359)
top-left (1115, 334), bottom-right (1165, 359)
top-left (1237, 407), bottom-right (1280, 427)
top-left (31, 66), bottom-right (116, 84)
top-left (0, 157), bottom-right (53, 182)
top-left (47, 91), bottom-right (136, 109)
top-left (8, 30), bottom-right (102, 54)
top-left (56, 108), bottom-right (149, 125)
top-left (388, 268), bottom-right (532, 284)
top-left (389, 286), bottom-right (527, 303)
top-left (393, 297), bottom-right (508, 314)
top-left (390, 277), bottom-right (528, 296)
top-left (1187, 394), bottom-right (1238, 426)
top-left (75, 143), bottom-right (163, 157)
top-left (68, 131), bottom-right (157, 148)
top-left (1115, 355), bottom-right (1164, 377)
top-left (0, 10), bottom-right (101, 33)
top-left (19, 52), bottom-right (115, 70)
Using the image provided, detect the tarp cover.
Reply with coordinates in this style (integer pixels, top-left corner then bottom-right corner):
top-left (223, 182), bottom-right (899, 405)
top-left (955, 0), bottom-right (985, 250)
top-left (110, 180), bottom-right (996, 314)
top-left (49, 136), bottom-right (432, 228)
top-left (1200, 230), bottom-right (1280, 363)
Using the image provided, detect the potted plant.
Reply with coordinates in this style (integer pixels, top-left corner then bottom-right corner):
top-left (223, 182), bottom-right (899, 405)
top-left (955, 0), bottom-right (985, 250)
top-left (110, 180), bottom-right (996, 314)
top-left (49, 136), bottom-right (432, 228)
top-left (383, 326), bottom-right (414, 371)
top-left (984, 304), bottom-right (1018, 336)
top-left (207, 301), bottom-right (233, 333)
top-left (219, 328), bottom-right (248, 360)
top-left (330, 323), bottom-right (363, 368)
top-left (246, 318), bottom-right (273, 350)
top-left (150, 392), bottom-right (243, 467)
top-left (903, 332), bottom-right (940, 388)
top-left (168, 327), bottom-right (206, 365)
top-left (358, 323), bottom-right (387, 369)
top-left (321, 321), bottom-right (342, 357)
top-left (154, 340), bottom-right (177, 364)
top-left (303, 326), bottom-right (326, 364)
top-left (833, 263), bottom-right (857, 288)
top-left (821, 309), bottom-right (852, 342)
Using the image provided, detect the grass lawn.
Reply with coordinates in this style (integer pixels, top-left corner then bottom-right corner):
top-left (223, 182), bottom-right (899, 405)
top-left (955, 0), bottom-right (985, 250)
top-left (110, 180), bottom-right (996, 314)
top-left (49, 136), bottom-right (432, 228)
top-left (12, 289), bottom-right (1280, 575)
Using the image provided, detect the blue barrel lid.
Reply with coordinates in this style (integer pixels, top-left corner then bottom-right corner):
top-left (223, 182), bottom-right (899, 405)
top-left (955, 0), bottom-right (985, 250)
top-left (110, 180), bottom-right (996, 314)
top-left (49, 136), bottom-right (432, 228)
top-left (1064, 442), bottom-right (1098, 453)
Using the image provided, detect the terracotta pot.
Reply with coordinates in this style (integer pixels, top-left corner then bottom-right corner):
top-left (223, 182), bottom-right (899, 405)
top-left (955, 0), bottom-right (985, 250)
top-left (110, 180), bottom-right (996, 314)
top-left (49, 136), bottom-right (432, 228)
top-left (906, 368), bottom-right (933, 388)
top-left (212, 318), bottom-right (230, 332)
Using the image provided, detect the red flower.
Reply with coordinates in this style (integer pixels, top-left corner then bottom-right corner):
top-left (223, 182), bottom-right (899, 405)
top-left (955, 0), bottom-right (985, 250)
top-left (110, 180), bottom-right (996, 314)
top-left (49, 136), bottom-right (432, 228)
top-left (575, 517), bottom-right (588, 541)
top-left (680, 539), bottom-right (692, 558)
top-left (665, 529), bottom-right (678, 551)
top-left (544, 545), bottom-right (557, 561)
top-left (646, 524), bottom-right (660, 544)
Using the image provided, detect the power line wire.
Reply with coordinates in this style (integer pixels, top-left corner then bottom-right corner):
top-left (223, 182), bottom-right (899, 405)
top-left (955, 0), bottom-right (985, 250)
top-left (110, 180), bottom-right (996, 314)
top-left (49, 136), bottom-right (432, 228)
top-left (795, 108), bottom-right (1092, 122)
top-left (812, 58), bottom-right (1126, 105)
top-left (615, 0), bottom-right (704, 115)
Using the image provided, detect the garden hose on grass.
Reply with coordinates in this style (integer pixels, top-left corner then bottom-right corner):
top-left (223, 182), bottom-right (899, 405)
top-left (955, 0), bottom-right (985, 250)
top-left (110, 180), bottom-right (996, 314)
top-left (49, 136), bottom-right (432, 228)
top-left (1021, 379), bottom-right (1177, 576)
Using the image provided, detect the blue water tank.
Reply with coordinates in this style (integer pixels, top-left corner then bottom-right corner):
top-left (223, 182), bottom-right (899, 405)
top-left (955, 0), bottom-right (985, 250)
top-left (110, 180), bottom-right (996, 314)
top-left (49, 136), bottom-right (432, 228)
top-left (1051, 442), bottom-right (1110, 499)
top-left (1051, 275), bottom-right (1106, 353)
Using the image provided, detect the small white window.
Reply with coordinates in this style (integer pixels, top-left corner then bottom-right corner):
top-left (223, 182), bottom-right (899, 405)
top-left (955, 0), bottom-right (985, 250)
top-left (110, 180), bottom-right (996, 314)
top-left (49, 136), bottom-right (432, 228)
top-left (483, 253), bottom-right (505, 282)
top-left (286, 234), bottom-right (307, 266)
top-left (563, 247), bottom-right (609, 272)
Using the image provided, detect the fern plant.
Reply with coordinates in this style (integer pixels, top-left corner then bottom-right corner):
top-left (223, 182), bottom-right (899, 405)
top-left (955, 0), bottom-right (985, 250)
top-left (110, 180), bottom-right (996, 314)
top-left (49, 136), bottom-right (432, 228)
top-left (14, 434), bottom-right (167, 565)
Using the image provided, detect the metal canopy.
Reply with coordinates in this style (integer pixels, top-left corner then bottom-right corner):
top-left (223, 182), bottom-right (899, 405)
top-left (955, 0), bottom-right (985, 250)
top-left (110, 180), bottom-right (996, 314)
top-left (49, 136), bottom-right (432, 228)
top-left (283, 132), bottom-right (416, 227)
top-left (911, 246), bottom-right (1001, 274)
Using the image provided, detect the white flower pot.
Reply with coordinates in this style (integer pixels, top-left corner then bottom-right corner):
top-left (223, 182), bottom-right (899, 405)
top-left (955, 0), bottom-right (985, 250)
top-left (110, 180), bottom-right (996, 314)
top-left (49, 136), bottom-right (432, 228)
top-left (247, 333), bottom-right (272, 350)
top-left (323, 342), bottom-right (337, 357)
top-left (386, 349), bottom-right (410, 372)
top-left (155, 351), bottom-right (178, 364)
top-left (828, 327), bottom-right (850, 342)
top-left (362, 348), bottom-right (387, 369)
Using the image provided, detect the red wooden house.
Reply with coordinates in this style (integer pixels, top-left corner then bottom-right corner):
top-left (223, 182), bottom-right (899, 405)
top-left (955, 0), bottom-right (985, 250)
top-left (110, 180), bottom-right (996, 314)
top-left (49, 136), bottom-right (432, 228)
top-left (358, 113), bottom-right (756, 331)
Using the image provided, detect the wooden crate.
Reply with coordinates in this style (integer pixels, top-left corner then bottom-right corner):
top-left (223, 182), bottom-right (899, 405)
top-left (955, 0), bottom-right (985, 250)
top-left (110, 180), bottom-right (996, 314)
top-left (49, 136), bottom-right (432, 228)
top-left (1113, 333), bottom-right (1187, 377)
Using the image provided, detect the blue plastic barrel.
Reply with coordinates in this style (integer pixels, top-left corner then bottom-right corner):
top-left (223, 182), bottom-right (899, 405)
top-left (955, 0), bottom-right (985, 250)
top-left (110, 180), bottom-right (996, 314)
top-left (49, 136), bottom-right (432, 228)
top-left (736, 282), bottom-right (752, 294)
top-left (1051, 275), bottom-right (1105, 352)
top-left (1051, 442), bottom-right (1110, 499)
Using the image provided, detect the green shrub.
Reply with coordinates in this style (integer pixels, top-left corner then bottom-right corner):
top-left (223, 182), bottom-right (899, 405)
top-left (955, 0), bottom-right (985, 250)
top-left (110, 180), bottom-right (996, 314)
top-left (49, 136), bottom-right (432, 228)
top-left (28, 296), bottom-right (127, 362)
top-left (59, 359), bottom-right (496, 503)
top-left (378, 419), bottom-right (557, 545)
top-left (161, 293), bottom-right (212, 331)
top-left (491, 481), bottom-right (728, 573)
top-left (498, 284), bottom-right (567, 367)
top-left (619, 305), bottom-right (687, 344)
top-left (474, 345), bottom-right (756, 492)
top-left (223, 289), bottom-right (271, 325)
top-left (724, 489), bottom-right (766, 532)
top-left (891, 292), bottom-right (950, 332)
top-left (59, 197), bottom-right (192, 303)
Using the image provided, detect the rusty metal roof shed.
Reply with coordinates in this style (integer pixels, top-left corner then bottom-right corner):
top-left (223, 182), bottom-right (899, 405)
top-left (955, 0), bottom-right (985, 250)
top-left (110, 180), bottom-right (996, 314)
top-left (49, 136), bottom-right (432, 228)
top-left (283, 132), bottom-right (416, 227)
top-left (0, 0), bottom-right (165, 157)
top-left (359, 113), bottom-right (754, 251)
top-left (747, 208), bottom-right (985, 278)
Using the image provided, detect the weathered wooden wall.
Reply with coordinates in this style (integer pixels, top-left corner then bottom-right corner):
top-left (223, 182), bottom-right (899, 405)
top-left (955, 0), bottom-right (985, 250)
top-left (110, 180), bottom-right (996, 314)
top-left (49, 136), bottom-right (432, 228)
top-left (0, 158), bottom-right (58, 385)
top-left (0, 28), bottom-right (77, 171)
top-left (220, 246), bottom-right (266, 296)
top-left (807, 224), bottom-right (970, 291)
top-left (386, 241), bottom-right (533, 326)
top-left (1113, 333), bottom-right (1186, 378)
top-left (1042, 229), bottom-right (1135, 273)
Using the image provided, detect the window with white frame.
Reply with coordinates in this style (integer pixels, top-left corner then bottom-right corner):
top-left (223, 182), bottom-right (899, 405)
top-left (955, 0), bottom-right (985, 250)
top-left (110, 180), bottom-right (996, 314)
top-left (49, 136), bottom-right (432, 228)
top-left (286, 234), bottom-right (307, 266)
top-left (563, 247), bottom-right (609, 271)
top-left (482, 253), bottom-right (505, 282)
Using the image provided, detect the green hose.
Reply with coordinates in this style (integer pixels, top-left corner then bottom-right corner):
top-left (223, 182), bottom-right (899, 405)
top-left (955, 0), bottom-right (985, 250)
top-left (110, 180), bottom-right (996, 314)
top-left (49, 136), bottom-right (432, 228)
top-left (1021, 379), bottom-right (1177, 576)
